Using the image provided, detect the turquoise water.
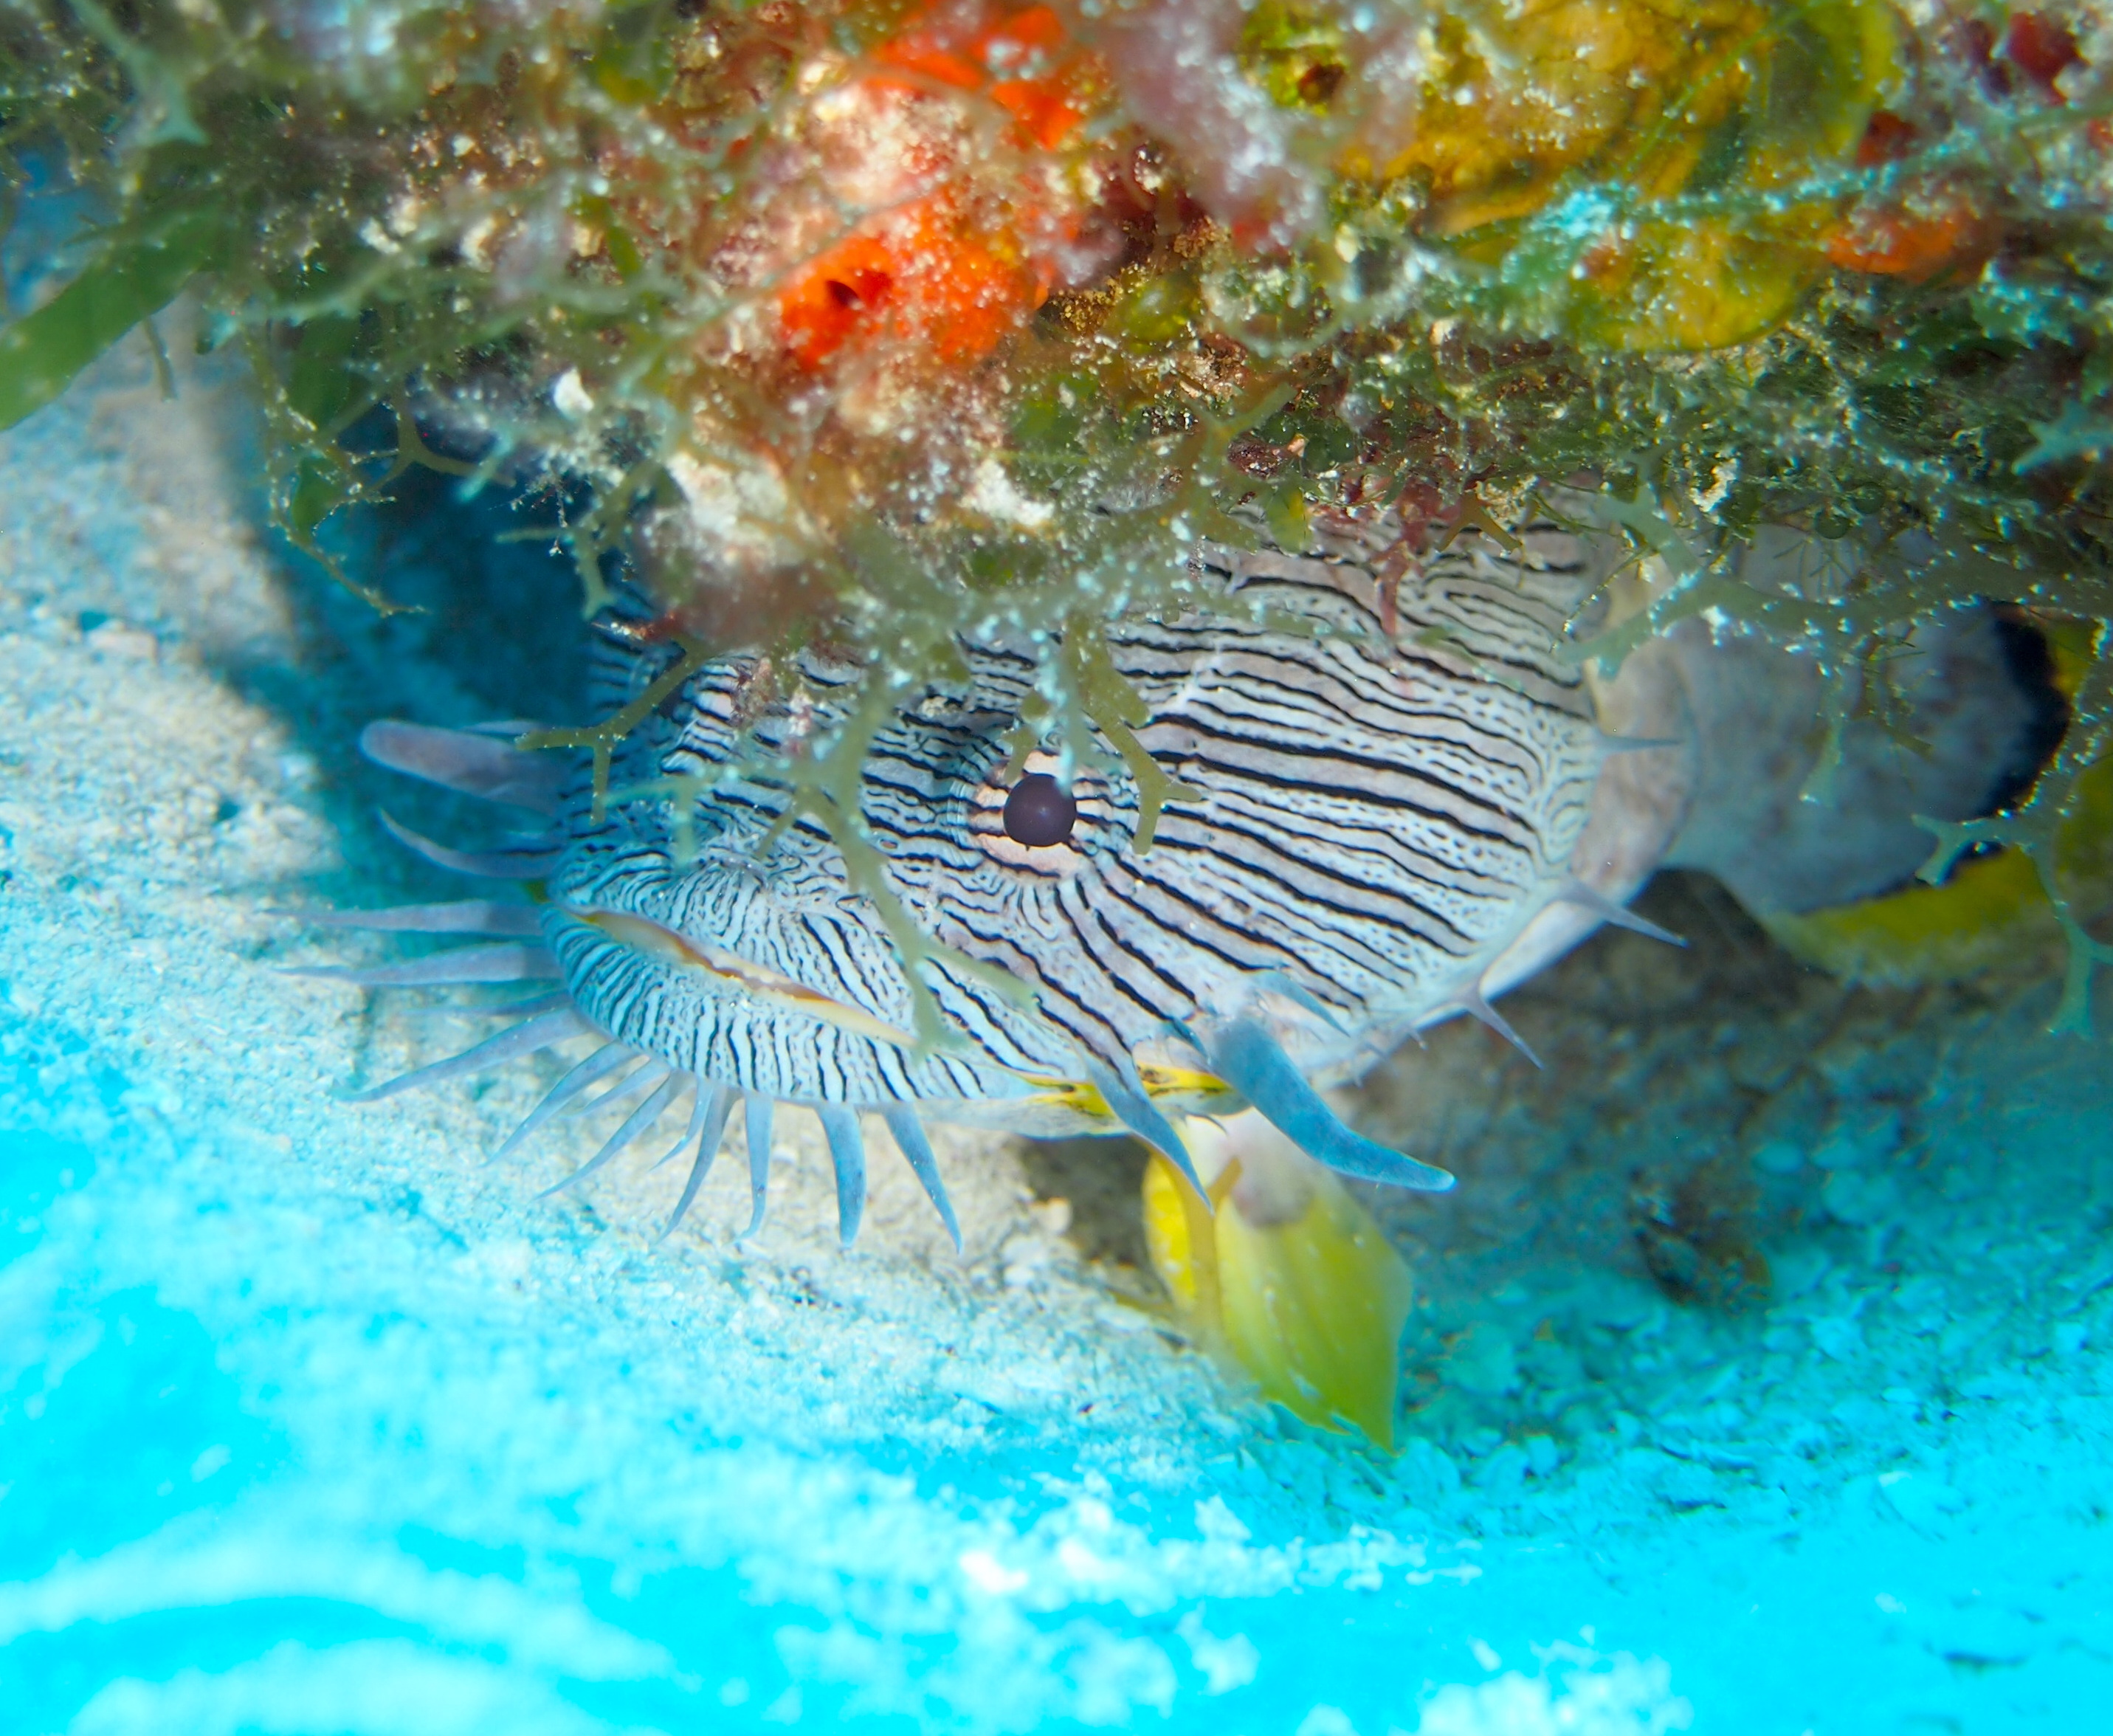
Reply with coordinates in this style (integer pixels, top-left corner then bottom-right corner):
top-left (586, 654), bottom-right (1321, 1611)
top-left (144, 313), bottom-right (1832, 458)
top-left (2, 321), bottom-right (2110, 1735)
top-left (4, 1050), bottom-right (2109, 1734)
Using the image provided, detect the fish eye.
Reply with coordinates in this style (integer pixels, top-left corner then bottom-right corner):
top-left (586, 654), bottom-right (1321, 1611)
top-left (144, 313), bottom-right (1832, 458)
top-left (962, 749), bottom-right (1111, 875)
top-left (1002, 772), bottom-right (1078, 847)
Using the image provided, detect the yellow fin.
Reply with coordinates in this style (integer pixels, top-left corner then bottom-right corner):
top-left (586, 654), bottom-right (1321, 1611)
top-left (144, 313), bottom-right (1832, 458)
top-left (1142, 1115), bottom-right (1413, 1451)
top-left (1762, 754), bottom-right (2113, 988)
top-left (1762, 847), bottom-right (2056, 987)
top-left (1134, 1061), bottom-right (1235, 1102)
top-left (1021, 1075), bottom-right (1113, 1118)
top-left (1142, 1148), bottom-right (1213, 1314)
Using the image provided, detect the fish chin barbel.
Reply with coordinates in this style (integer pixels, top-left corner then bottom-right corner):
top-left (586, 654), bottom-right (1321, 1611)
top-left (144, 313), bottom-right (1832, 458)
top-left (311, 513), bottom-right (2060, 1247)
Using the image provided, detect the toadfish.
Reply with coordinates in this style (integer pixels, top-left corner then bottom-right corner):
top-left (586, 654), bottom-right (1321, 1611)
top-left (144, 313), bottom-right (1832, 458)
top-left (309, 509), bottom-right (2058, 1256)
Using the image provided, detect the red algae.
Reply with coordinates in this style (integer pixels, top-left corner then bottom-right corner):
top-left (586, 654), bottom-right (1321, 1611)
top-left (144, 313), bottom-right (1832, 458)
top-left (766, 4), bottom-right (1108, 372)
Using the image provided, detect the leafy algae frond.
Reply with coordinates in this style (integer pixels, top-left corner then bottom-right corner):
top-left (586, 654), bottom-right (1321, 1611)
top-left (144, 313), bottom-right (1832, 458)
top-left (519, 633), bottom-right (716, 824)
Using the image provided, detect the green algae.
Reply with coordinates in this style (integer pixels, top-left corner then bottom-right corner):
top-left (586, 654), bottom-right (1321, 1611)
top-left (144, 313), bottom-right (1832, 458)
top-left (4, 0), bottom-right (2112, 1022)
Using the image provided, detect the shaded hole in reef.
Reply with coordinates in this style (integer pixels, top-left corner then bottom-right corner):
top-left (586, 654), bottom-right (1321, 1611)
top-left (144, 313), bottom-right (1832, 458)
top-left (299, 461), bottom-right (592, 726)
top-left (1013, 1133), bottom-right (1155, 1284)
top-left (1359, 869), bottom-right (1831, 1281)
top-left (241, 460), bottom-right (593, 900)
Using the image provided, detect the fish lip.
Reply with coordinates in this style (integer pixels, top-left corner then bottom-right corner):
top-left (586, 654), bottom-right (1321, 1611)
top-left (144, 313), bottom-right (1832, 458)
top-left (559, 901), bottom-right (923, 1051)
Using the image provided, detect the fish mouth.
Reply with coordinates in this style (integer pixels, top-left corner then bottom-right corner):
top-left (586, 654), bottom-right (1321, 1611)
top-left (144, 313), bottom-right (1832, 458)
top-left (567, 905), bottom-right (922, 1053)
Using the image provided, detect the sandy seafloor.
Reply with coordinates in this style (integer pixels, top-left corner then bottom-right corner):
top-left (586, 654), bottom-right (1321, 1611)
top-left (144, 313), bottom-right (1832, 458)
top-left (0, 326), bottom-right (2108, 1736)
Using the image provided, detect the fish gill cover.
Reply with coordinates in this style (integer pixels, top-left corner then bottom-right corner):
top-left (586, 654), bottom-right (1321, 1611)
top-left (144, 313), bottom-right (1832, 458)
top-left (4, 0), bottom-right (2112, 1016)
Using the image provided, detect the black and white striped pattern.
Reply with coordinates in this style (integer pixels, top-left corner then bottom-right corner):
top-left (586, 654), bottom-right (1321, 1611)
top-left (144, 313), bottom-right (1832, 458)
top-left (545, 519), bottom-right (1606, 1126)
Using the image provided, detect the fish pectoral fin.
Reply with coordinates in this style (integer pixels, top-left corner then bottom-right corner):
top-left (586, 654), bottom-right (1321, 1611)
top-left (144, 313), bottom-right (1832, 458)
top-left (881, 1107), bottom-right (962, 1253)
top-left (816, 1105), bottom-right (867, 1249)
top-left (1142, 1150), bottom-right (1220, 1319)
top-left (1091, 1063), bottom-right (1212, 1201)
top-left (1198, 1019), bottom-right (1453, 1192)
top-left (1215, 1162), bottom-right (1413, 1449)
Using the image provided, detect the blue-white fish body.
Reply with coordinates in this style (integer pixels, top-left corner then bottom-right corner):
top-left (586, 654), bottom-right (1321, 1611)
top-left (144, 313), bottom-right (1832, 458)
top-left (546, 524), bottom-right (1602, 1132)
top-left (325, 510), bottom-right (2055, 1242)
